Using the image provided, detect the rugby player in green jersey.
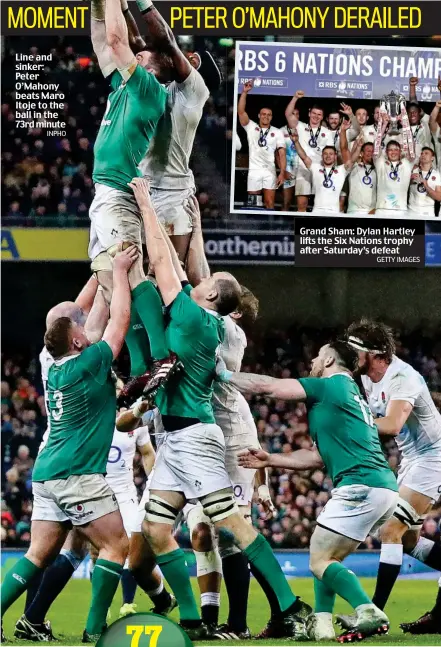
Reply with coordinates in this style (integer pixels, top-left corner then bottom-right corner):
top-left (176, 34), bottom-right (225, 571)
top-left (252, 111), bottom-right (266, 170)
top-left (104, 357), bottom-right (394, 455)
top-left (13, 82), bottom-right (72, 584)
top-left (1, 246), bottom-right (138, 643)
top-left (128, 176), bottom-right (313, 640)
top-left (226, 340), bottom-right (399, 643)
top-left (89, 0), bottom-right (180, 399)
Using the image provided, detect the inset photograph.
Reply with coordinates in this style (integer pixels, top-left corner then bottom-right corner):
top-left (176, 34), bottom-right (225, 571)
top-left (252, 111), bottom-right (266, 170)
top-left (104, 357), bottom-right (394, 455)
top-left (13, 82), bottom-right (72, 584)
top-left (231, 41), bottom-right (441, 219)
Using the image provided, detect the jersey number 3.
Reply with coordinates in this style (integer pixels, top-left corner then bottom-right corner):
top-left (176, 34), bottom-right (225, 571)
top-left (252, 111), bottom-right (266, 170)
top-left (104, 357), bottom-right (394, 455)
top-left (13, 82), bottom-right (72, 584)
top-left (354, 395), bottom-right (374, 427)
top-left (52, 390), bottom-right (64, 421)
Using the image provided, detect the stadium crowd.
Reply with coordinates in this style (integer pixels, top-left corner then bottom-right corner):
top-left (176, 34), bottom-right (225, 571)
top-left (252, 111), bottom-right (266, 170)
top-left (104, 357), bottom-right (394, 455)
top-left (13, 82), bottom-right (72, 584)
top-left (2, 322), bottom-right (440, 550)
top-left (1, 36), bottom-right (235, 227)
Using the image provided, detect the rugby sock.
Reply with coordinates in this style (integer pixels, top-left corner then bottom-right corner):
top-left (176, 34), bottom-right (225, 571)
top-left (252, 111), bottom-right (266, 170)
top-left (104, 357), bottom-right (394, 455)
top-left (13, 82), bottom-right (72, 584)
top-left (1, 557), bottom-right (43, 617)
top-left (86, 559), bottom-right (123, 635)
top-left (132, 281), bottom-right (169, 361)
top-left (322, 562), bottom-right (371, 610)
top-left (250, 562), bottom-right (281, 615)
top-left (243, 534), bottom-right (296, 613)
top-left (201, 592), bottom-right (220, 626)
top-left (314, 575), bottom-right (336, 613)
top-left (24, 568), bottom-right (44, 613)
top-left (409, 538), bottom-right (441, 570)
top-left (125, 303), bottom-right (151, 376)
top-left (156, 549), bottom-right (200, 621)
top-left (26, 551), bottom-right (81, 624)
top-left (121, 569), bottom-right (137, 605)
top-left (147, 576), bottom-right (174, 614)
top-left (432, 577), bottom-right (441, 616)
top-left (222, 552), bottom-right (250, 632)
top-left (372, 543), bottom-right (403, 610)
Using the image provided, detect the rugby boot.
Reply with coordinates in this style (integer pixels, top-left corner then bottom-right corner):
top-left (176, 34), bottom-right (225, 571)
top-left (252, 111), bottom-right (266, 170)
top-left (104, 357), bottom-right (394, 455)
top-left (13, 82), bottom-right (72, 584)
top-left (150, 593), bottom-right (177, 616)
top-left (117, 371), bottom-right (152, 408)
top-left (400, 610), bottom-right (441, 634)
top-left (307, 612), bottom-right (336, 641)
top-left (143, 353), bottom-right (182, 398)
top-left (214, 624), bottom-right (252, 639)
top-left (254, 599), bottom-right (311, 640)
top-left (337, 605), bottom-right (389, 643)
top-left (14, 615), bottom-right (55, 642)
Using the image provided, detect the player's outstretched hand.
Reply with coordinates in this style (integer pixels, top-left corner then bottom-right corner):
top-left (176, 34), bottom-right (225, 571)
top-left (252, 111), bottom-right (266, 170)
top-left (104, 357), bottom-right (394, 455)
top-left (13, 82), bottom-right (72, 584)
top-left (340, 102), bottom-right (353, 117)
top-left (257, 484), bottom-right (276, 519)
top-left (113, 244), bottom-right (139, 273)
top-left (295, 90), bottom-right (305, 99)
top-left (409, 77), bottom-right (419, 87)
top-left (238, 447), bottom-right (270, 469)
top-left (128, 177), bottom-right (152, 211)
top-left (184, 194), bottom-right (202, 231)
top-left (243, 80), bottom-right (254, 93)
top-left (340, 118), bottom-right (351, 131)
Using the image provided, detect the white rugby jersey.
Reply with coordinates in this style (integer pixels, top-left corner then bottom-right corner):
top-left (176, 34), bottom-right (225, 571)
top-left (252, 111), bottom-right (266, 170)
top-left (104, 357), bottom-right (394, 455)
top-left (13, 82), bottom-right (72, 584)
top-left (139, 67), bottom-right (209, 190)
top-left (362, 356), bottom-right (441, 461)
top-left (38, 346), bottom-right (54, 452)
top-left (432, 124), bottom-right (441, 174)
top-left (347, 163), bottom-right (377, 213)
top-left (297, 121), bottom-right (333, 166)
top-left (411, 121), bottom-right (432, 161)
top-left (213, 316), bottom-right (247, 418)
top-left (106, 426), bottom-right (151, 494)
top-left (408, 166), bottom-right (441, 217)
top-left (311, 163), bottom-right (348, 213)
top-left (243, 120), bottom-right (284, 172)
top-left (375, 155), bottom-right (413, 212)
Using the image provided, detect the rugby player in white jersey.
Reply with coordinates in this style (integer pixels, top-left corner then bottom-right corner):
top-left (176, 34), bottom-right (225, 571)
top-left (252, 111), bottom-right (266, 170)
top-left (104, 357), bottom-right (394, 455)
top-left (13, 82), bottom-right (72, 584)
top-left (238, 80), bottom-right (286, 210)
top-left (128, 4), bottom-right (221, 262)
top-left (292, 119), bottom-right (356, 215)
top-left (360, 106), bottom-right (403, 150)
top-left (337, 320), bottom-right (441, 636)
top-left (285, 91), bottom-right (332, 212)
top-left (14, 278), bottom-right (109, 641)
top-left (280, 121), bottom-right (299, 212)
top-left (373, 114), bottom-right (415, 218)
top-left (408, 147), bottom-right (441, 218)
top-left (340, 134), bottom-right (377, 216)
top-left (325, 105), bottom-right (360, 156)
top-left (429, 99), bottom-right (441, 175)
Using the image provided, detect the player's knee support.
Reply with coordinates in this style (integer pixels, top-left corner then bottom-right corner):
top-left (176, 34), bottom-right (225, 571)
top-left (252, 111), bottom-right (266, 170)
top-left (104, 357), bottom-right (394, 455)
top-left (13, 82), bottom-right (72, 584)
top-left (393, 497), bottom-right (425, 530)
top-left (145, 494), bottom-right (179, 526)
top-left (91, 251), bottom-right (113, 272)
top-left (187, 507), bottom-right (212, 540)
top-left (193, 548), bottom-right (223, 577)
top-left (200, 489), bottom-right (239, 524)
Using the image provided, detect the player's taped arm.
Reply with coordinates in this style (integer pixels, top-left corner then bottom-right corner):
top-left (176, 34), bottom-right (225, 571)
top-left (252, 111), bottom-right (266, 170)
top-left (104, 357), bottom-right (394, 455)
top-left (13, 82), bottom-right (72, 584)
top-left (219, 370), bottom-right (307, 401)
top-left (186, 196), bottom-right (210, 287)
top-left (138, 440), bottom-right (156, 476)
top-left (375, 399), bottom-right (413, 436)
top-left (129, 177), bottom-right (182, 306)
top-left (116, 400), bottom-right (150, 432)
top-left (106, 0), bottom-right (137, 78)
top-left (84, 287), bottom-right (109, 344)
top-left (102, 246), bottom-right (138, 358)
top-left (136, 2), bottom-right (192, 82)
top-left (74, 274), bottom-right (99, 315)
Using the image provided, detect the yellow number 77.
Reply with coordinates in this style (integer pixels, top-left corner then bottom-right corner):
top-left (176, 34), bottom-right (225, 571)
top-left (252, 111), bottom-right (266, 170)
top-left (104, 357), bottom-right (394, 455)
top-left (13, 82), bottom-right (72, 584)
top-left (126, 625), bottom-right (163, 647)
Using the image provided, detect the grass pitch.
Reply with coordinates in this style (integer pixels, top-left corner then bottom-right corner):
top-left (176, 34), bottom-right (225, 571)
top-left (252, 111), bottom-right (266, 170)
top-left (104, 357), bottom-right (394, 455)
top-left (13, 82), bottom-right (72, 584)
top-left (2, 577), bottom-right (440, 646)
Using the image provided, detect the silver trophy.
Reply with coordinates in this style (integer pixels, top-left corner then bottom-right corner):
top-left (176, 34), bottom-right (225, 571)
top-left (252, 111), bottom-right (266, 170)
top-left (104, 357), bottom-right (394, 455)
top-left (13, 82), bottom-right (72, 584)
top-left (380, 91), bottom-right (406, 135)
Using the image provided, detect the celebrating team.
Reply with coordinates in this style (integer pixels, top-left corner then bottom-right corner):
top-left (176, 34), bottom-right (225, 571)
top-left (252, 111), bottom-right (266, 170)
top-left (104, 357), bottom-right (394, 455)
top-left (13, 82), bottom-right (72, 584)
top-left (238, 77), bottom-right (441, 217)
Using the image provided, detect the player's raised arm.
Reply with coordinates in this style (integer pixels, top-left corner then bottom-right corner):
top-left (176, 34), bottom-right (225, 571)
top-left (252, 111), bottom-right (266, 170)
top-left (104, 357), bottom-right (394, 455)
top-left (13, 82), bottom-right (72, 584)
top-left (121, 0), bottom-right (147, 53)
top-left (84, 287), bottom-right (109, 344)
top-left (340, 119), bottom-right (355, 171)
top-left (373, 113), bottom-right (389, 161)
top-left (74, 274), bottom-right (99, 314)
top-left (429, 100), bottom-right (441, 135)
top-left (409, 76), bottom-right (419, 105)
top-left (185, 195), bottom-right (210, 286)
top-left (285, 90), bottom-right (303, 129)
top-left (135, 2), bottom-right (192, 81)
top-left (291, 128), bottom-right (312, 169)
top-left (340, 102), bottom-right (360, 139)
top-left (102, 245), bottom-right (138, 358)
top-left (116, 399), bottom-right (154, 432)
top-left (238, 81), bottom-right (253, 127)
top-left (106, 0), bottom-right (138, 76)
top-left (91, 0), bottom-right (117, 78)
top-left (129, 177), bottom-right (182, 306)
top-left (238, 446), bottom-right (323, 471)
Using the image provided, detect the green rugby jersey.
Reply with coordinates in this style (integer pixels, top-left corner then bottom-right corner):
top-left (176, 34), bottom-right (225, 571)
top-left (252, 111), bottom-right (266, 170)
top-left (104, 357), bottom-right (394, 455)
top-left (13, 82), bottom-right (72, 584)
top-left (156, 290), bottom-right (224, 424)
top-left (33, 341), bottom-right (116, 482)
top-left (93, 65), bottom-right (167, 193)
top-left (298, 373), bottom-right (397, 491)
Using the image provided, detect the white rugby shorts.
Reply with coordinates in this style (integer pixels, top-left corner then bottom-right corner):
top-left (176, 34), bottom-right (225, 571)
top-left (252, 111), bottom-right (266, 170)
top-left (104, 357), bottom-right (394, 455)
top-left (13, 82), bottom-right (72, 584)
top-left (150, 186), bottom-right (195, 236)
top-left (317, 484), bottom-right (398, 542)
top-left (397, 457), bottom-right (441, 504)
top-left (247, 169), bottom-right (277, 192)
